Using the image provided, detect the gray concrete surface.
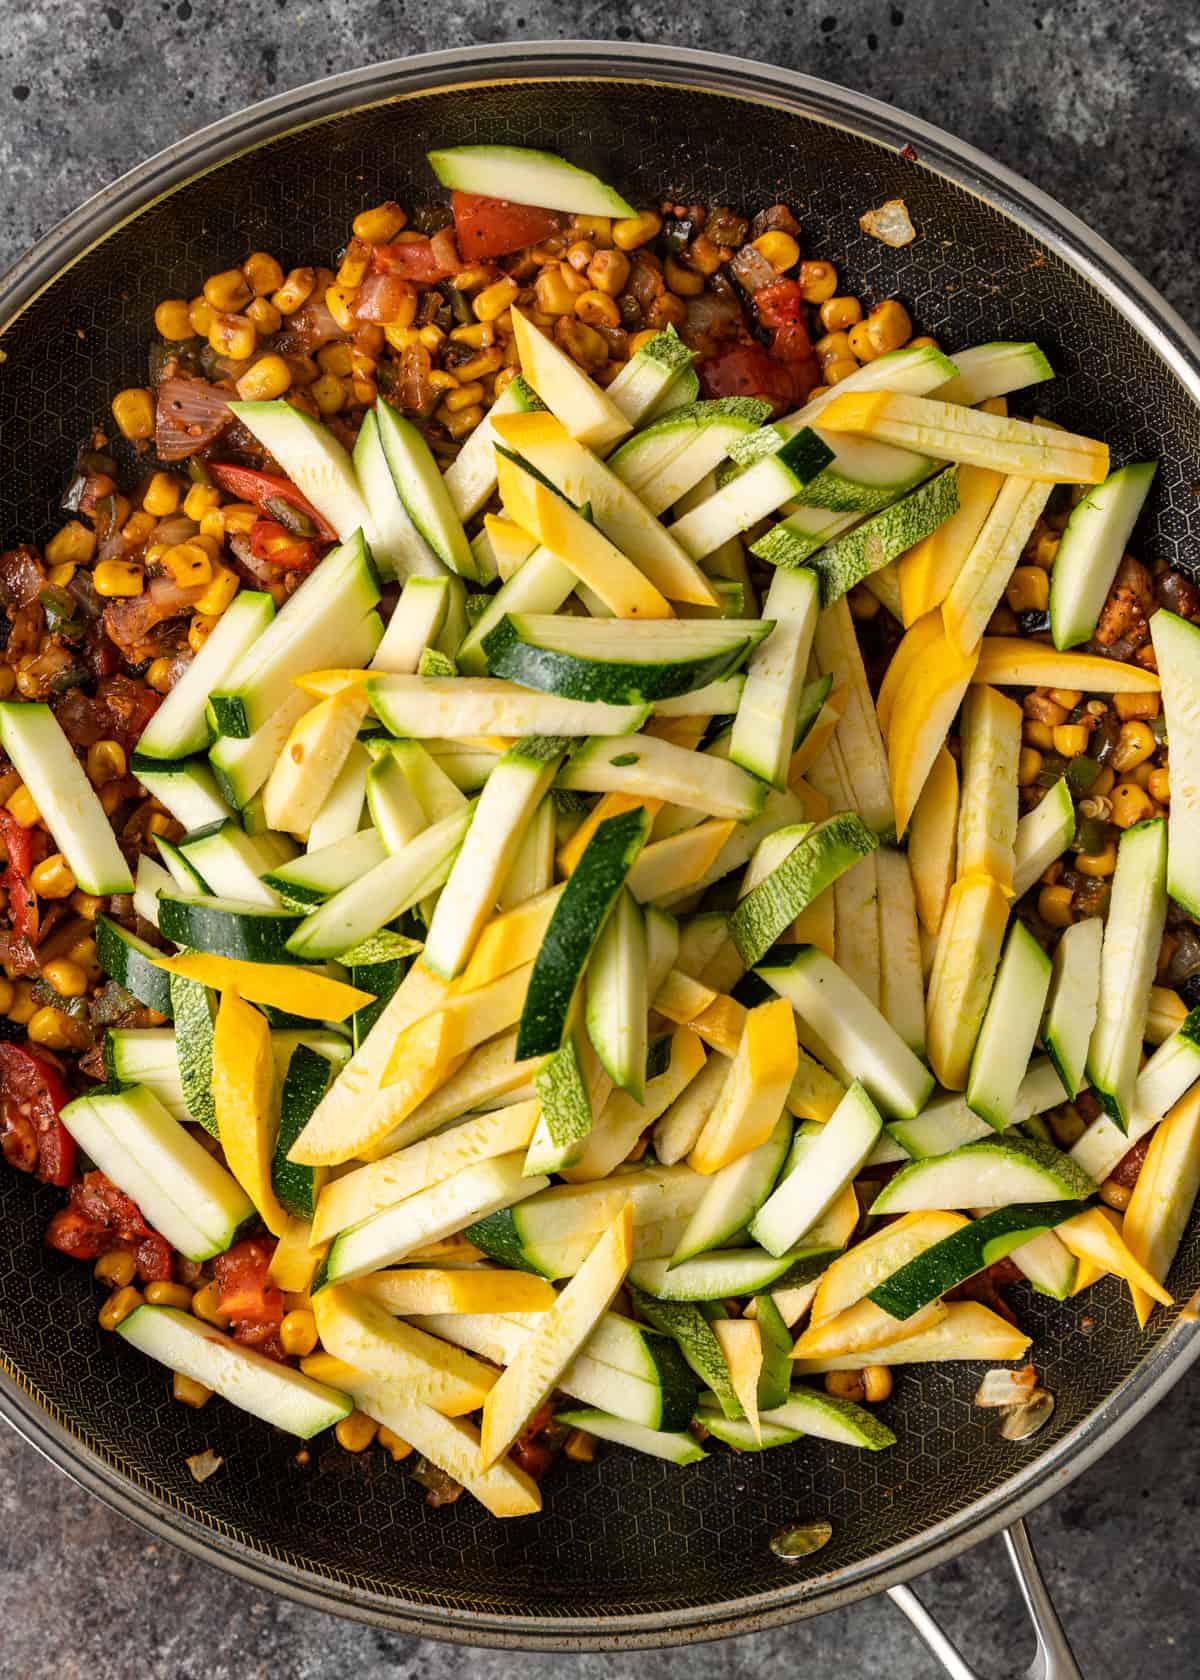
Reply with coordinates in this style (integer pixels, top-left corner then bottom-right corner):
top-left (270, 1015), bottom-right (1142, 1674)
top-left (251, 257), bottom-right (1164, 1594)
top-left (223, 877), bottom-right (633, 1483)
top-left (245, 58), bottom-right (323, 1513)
top-left (1, 3), bottom-right (1197, 1675)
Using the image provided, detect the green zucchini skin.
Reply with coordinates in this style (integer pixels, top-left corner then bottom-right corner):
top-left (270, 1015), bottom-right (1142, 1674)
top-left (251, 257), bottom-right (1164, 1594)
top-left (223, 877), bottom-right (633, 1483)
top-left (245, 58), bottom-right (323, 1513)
top-left (271, 1044), bottom-right (337, 1220)
top-left (868, 1200), bottom-right (1086, 1320)
top-left (628, 1285), bottom-right (744, 1421)
top-left (806, 468), bottom-right (960, 607)
top-left (480, 614), bottom-right (765, 704)
top-left (157, 894), bottom-right (303, 963)
top-left (515, 806), bottom-right (651, 1059)
top-left (169, 973), bottom-right (218, 1135)
top-left (730, 813), bottom-right (877, 967)
top-left (94, 915), bottom-right (173, 1020)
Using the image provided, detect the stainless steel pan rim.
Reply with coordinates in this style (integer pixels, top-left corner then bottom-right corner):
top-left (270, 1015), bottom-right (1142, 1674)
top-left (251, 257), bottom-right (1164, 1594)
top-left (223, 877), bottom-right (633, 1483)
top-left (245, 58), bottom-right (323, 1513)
top-left (1, 39), bottom-right (1198, 1651)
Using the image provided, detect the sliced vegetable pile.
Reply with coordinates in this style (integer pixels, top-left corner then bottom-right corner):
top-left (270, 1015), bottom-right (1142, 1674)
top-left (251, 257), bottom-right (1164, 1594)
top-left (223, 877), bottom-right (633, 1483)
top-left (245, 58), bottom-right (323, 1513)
top-left (2, 141), bottom-right (1198, 1521)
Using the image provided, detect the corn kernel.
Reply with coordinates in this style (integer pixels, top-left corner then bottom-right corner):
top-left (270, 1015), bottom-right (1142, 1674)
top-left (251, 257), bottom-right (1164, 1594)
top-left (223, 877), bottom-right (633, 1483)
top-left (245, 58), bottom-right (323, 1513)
top-left (1111, 720), bottom-right (1156, 771)
top-left (111, 387), bottom-right (155, 442)
top-left (1053, 723), bottom-right (1090, 758)
top-left (99, 1285), bottom-right (143, 1332)
top-left (416, 325), bottom-right (444, 353)
top-left (323, 284), bottom-right (356, 333)
top-left (146, 657), bottom-right (174, 694)
top-left (272, 267), bottom-right (317, 315)
top-left (564, 1428), bottom-right (596, 1462)
top-left (825, 358), bottom-right (861, 385)
top-left (863, 298), bottom-right (913, 356)
top-left (1113, 690), bottom-right (1161, 721)
top-left (30, 853), bottom-right (76, 899)
top-left (439, 403), bottom-right (484, 440)
top-left (1148, 766), bottom-right (1170, 804)
top-left (534, 267), bottom-right (579, 317)
top-left (159, 542), bottom-right (212, 590)
top-left (154, 298), bottom-right (194, 340)
top-left (242, 251), bottom-right (285, 296)
top-left (5, 783), bottom-right (40, 827)
top-left (335, 1411), bottom-right (378, 1453)
top-left (173, 1372), bottom-right (212, 1409)
top-left (188, 296), bottom-right (215, 337)
top-left (219, 502), bottom-right (258, 536)
top-left (208, 313), bottom-right (257, 360)
top-left (439, 380), bottom-right (482, 414)
top-left (7, 983), bottom-right (36, 1025)
top-left (353, 201), bottom-right (406, 243)
top-left (819, 296), bottom-right (863, 333)
top-left (188, 613), bottom-right (218, 654)
top-left (1006, 566), bottom-right (1050, 614)
top-left (41, 958), bottom-right (87, 999)
top-left (191, 1280), bottom-right (229, 1327)
top-left (193, 562), bottom-right (239, 617)
top-left (564, 239), bottom-right (594, 273)
top-left (752, 230), bottom-right (801, 272)
top-left (474, 276), bottom-right (520, 323)
top-left (46, 562), bottom-right (76, 588)
top-left (1018, 747), bottom-right (1043, 786)
top-left (204, 268), bottom-right (253, 313)
top-left (847, 321), bottom-right (879, 362)
top-left (337, 237), bottom-right (371, 290)
top-left (246, 295), bottom-right (283, 336)
top-left (1038, 884), bottom-right (1075, 926)
top-left (587, 248), bottom-right (631, 296)
top-left (141, 472), bottom-right (181, 518)
top-left (613, 210), bottom-right (662, 251)
top-left (311, 374), bottom-right (346, 415)
top-left (145, 1280), bottom-right (194, 1310)
top-left (1111, 780), bottom-right (1155, 827)
top-left (863, 1364), bottom-right (893, 1403)
top-left (575, 288), bottom-right (622, 328)
top-left (45, 521), bottom-right (96, 567)
top-left (571, 213), bottom-right (613, 246)
top-left (825, 1369), bottom-right (867, 1402)
top-left (179, 483), bottom-right (217, 523)
top-left (664, 254), bottom-right (705, 298)
top-left (1075, 842), bottom-right (1117, 877)
top-left (376, 1424), bottom-right (413, 1462)
top-left (236, 352), bottom-right (293, 401)
top-left (93, 560), bottom-right (143, 597)
top-left (280, 1308), bottom-right (318, 1357)
top-left (1032, 531), bottom-right (1060, 568)
top-left (798, 260), bottom-right (838, 303)
top-left (453, 347), bottom-right (505, 383)
top-left (0, 979), bottom-right (12, 1015)
top-left (95, 1250), bottom-right (137, 1288)
top-left (85, 740), bottom-right (126, 788)
top-left (28, 1006), bottom-right (76, 1049)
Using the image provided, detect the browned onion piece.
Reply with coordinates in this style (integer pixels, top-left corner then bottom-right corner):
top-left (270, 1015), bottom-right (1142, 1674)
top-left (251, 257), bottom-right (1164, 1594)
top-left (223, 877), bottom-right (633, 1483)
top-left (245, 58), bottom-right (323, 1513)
top-left (155, 377), bottom-right (233, 461)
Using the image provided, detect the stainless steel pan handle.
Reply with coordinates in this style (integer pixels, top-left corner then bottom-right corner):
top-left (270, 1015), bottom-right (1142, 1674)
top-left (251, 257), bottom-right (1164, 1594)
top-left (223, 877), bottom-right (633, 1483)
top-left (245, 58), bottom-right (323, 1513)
top-left (887, 1519), bottom-right (1084, 1680)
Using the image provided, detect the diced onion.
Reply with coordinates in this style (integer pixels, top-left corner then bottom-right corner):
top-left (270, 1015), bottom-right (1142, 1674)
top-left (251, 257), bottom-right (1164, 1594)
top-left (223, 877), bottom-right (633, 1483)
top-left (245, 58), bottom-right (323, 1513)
top-left (859, 197), bottom-right (917, 247)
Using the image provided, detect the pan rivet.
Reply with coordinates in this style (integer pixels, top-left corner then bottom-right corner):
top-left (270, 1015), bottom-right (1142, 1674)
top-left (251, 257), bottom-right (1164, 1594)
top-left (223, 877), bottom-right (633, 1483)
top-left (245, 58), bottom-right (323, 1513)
top-left (1000, 1390), bottom-right (1056, 1441)
top-left (770, 1520), bottom-right (832, 1560)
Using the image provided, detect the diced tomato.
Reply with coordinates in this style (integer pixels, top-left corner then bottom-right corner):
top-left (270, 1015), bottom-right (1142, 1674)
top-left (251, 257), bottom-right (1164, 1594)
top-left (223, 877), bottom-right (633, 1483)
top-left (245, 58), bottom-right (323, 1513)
top-left (697, 341), bottom-right (818, 411)
top-left (510, 1401), bottom-right (560, 1480)
top-left (248, 518), bottom-right (320, 570)
top-left (0, 1042), bottom-right (74, 1186)
top-left (213, 1236), bottom-right (284, 1356)
top-left (769, 320), bottom-right (817, 364)
top-left (45, 1170), bottom-right (173, 1282)
top-left (754, 278), bottom-right (804, 328)
top-left (450, 192), bottom-right (563, 261)
top-left (206, 464), bottom-right (338, 543)
top-left (0, 810), bottom-right (36, 945)
top-left (372, 228), bottom-right (462, 283)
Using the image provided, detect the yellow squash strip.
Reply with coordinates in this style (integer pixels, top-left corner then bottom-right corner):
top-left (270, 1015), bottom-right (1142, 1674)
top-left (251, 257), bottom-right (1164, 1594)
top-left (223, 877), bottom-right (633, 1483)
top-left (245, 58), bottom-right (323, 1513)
top-left (496, 454), bottom-right (672, 620)
top-left (1146, 986), bottom-right (1188, 1046)
top-left (1123, 1084), bottom-right (1200, 1325)
top-left (786, 1048), bottom-right (846, 1123)
top-left (887, 624), bottom-right (980, 836)
top-left (971, 638), bottom-right (1161, 693)
top-left (898, 464), bottom-right (1005, 625)
top-left (479, 1203), bottom-right (634, 1469)
top-left (212, 988), bottom-right (288, 1236)
top-left (458, 890), bottom-right (562, 991)
top-left (791, 1301), bottom-right (1032, 1372)
top-left (151, 950), bottom-right (373, 1022)
top-left (267, 1216), bottom-right (326, 1295)
top-left (290, 1007), bottom-right (463, 1166)
top-left (311, 1099), bottom-right (542, 1244)
top-left (689, 997), bottom-right (799, 1174)
top-left (510, 305), bottom-right (631, 454)
top-left (559, 793), bottom-right (660, 876)
top-left (788, 886), bottom-right (836, 958)
top-left (942, 476), bottom-right (1053, 657)
top-left (817, 391), bottom-right (1109, 484)
top-left (627, 820), bottom-right (738, 903)
top-left (355, 1268), bottom-right (557, 1316)
top-left (806, 1184), bottom-right (861, 1249)
top-left (1055, 1207), bottom-right (1174, 1321)
top-left (654, 969), bottom-right (746, 1059)
top-left (380, 963), bottom-right (535, 1093)
top-left (810, 1210), bottom-right (969, 1325)
top-left (924, 874), bottom-right (1009, 1090)
top-left (907, 745), bottom-right (959, 936)
top-left (483, 513), bottom-right (537, 581)
top-left (955, 684), bottom-right (1022, 892)
top-left (492, 408), bottom-right (720, 607)
top-left (313, 1286), bottom-right (499, 1414)
top-left (561, 1029), bottom-right (707, 1182)
top-left (293, 668), bottom-right (373, 698)
top-left (876, 611), bottom-right (945, 739)
top-left (263, 685), bottom-right (370, 838)
top-left (792, 1296), bottom-right (948, 1359)
top-left (361, 1030), bottom-right (546, 1161)
top-left (1071, 1257), bottom-right (1109, 1295)
top-left (712, 1318), bottom-right (763, 1443)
